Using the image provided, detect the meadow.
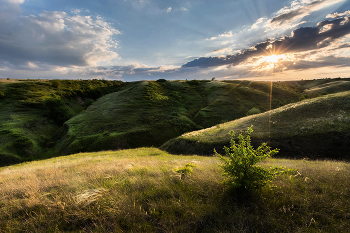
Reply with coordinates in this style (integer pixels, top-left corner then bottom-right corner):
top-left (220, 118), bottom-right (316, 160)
top-left (1, 148), bottom-right (349, 232)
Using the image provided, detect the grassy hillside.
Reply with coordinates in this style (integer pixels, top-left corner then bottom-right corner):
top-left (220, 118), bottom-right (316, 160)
top-left (1, 148), bottom-right (350, 232)
top-left (55, 79), bottom-right (304, 156)
top-left (1, 77), bottom-right (349, 166)
top-left (161, 90), bottom-right (350, 160)
top-left (0, 79), bottom-right (124, 165)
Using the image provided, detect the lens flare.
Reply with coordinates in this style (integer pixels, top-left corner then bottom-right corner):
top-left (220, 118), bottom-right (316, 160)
top-left (264, 54), bottom-right (284, 63)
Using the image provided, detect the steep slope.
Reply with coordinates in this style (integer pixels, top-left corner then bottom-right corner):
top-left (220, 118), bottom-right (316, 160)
top-left (55, 80), bottom-right (303, 155)
top-left (0, 79), bottom-right (124, 165)
top-left (161, 90), bottom-right (350, 160)
top-left (2, 77), bottom-right (349, 166)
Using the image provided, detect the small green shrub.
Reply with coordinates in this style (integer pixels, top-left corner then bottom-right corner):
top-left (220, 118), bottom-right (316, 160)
top-left (50, 80), bottom-right (61, 89)
top-left (174, 163), bottom-right (197, 179)
top-left (246, 107), bottom-right (261, 116)
top-left (0, 91), bottom-right (5, 99)
top-left (215, 126), bottom-right (282, 190)
top-left (157, 79), bottom-right (167, 83)
top-left (43, 97), bottom-right (72, 125)
top-left (187, 80), bottom-right (200, 85)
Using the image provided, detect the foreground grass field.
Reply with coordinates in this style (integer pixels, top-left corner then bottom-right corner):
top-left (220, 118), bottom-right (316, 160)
top-left (1, 148), bottom-right (349, 232)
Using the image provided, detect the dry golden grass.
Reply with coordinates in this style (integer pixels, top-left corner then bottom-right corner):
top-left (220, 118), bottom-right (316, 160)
top-left (1, 148), bottom-right (350, 232)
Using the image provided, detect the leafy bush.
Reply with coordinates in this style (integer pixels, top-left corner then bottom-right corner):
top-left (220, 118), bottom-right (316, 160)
top-left (43, 97), bottom-right (72, 125)
top-left (50, 80), bottom-right (61, 89)
top-left (174, 163), bottom-right (197, 179)
top-left (246, 107), bottom-right (261, 116)
top-left (215, 126), bottom-right (283, 190)
top-left (187, 80), bottom-right (201, 85)
top-left (0, 91), bottom-right (5, 99)
top-left (157, 79), bottom-right (167, 83)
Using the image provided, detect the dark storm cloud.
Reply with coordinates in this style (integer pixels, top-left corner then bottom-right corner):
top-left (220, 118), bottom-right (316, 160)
top-left (182, 16), bottom-right (350, 68)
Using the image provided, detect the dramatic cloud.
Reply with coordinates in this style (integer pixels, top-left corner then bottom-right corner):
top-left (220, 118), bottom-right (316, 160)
top-left (327, 10), bottom-right (350, 18)
top-left (0, 2), bottom-right (120, 69)
top-left (271, 0), bottom-right (345, 26)
top-left (1, 0), bottom-right (349, 81)
top-left (202, 0), bottom-right (344, 60)
top-left (183, 16), bottom-right (350, 69)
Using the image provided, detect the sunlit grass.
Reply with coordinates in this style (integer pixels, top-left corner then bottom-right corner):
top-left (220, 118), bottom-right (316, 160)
top-left (161, 90), bottom-right (350, 158)
top-left (1, 148), bottom-right (350, 232)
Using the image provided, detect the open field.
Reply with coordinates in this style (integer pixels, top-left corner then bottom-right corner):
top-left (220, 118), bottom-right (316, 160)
top-left (1, 148), bottom-right (350, 232)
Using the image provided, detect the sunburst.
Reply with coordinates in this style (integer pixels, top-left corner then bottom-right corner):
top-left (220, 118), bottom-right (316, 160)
top-left (263, 54), bottom-right (284, 64)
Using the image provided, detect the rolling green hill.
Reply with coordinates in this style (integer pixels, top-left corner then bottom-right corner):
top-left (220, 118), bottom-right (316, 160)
top-left (0, 79), bottom-right (124, 165)
top-left (54, 79), bottom-right (304, 156)
top-left (1, 77), bottom-right (350, 166)
top-left (161, 90), bottom-right (350, 160)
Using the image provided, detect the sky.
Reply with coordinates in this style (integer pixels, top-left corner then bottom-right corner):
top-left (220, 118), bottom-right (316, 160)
top-left (0, 0), bottom-right (350, 81)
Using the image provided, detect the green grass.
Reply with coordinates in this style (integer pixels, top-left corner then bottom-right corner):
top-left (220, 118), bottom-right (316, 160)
top-left (56, 79), bottom-right (305, 156)
top-left (1, 148), bottom-right (350, 232)
top-left (161, 90), bottom-right (350, 159)
top-left (0, 79), bottom-right (124, 165)
top-left (2, 77), bottom-right (350, 166)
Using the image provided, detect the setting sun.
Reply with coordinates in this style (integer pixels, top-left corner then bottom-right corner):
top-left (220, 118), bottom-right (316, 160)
top-left (264, 54), bottom-right (284, 63)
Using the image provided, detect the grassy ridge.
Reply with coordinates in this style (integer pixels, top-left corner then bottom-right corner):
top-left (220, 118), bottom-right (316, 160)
top-left (161, 90), bottom-right (350, 159)
top-left (0, 79), bottom-right (124, 165)
top-left (56, 80), bottom-right (304, 156)
top-left (1, 77), bottom-right (350, 166)
top-left (1, 148), bottom-right (349, 232)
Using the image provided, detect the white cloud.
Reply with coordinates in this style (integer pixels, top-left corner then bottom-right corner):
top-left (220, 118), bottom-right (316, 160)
top-left (0, 4), bottom-right (121, 69)
top-left (201, 0), bottom-right (346, 59)
top-left (5, 0), bottom-right (25, 4)
top-left (270, 0), bottom-right (346, 27)
top-left (327, 10), bottom-right (350, 18)
top-left (207, 31), bottom-right (233, 41)
top-left (180, 7), bottom-right (188, 12)
top-left (166, 7), bottom-right (172, 13)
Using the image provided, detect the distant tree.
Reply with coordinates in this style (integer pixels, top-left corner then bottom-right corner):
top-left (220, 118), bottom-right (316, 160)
top-left (157, 79), bottom-right (167, 83)
top-left (50, 80), bottom-right (61, 89)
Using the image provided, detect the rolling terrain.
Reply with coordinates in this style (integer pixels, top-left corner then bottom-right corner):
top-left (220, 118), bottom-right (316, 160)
top-left (1, 77), bottom-right (350, 232)
top-left (56, 79), bottom-right (304, 156)
top-left (0, 79), bottom-right (124, 165)
top-left (0, 78), bottom-right (308, 166)
top-left (161, 89), bottom-right (350, 160)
